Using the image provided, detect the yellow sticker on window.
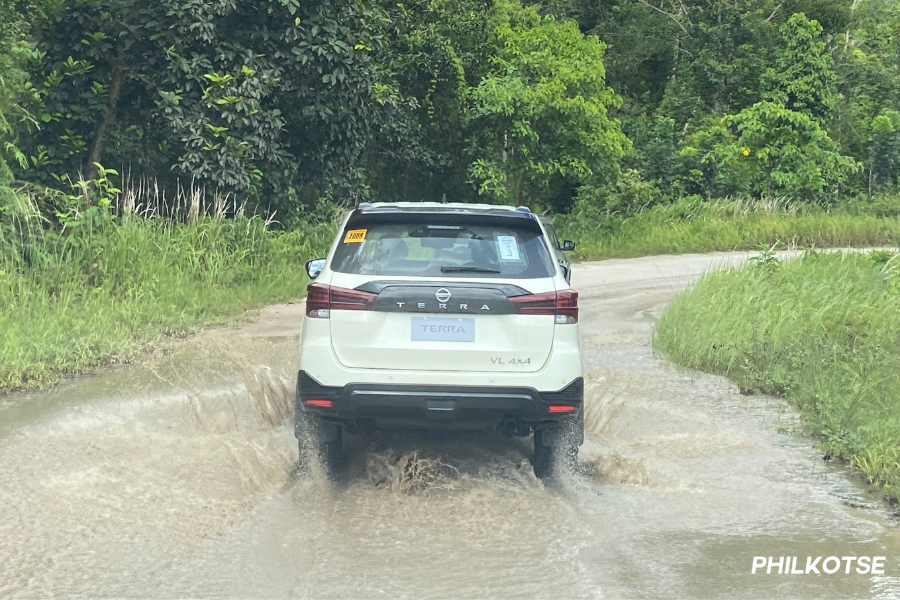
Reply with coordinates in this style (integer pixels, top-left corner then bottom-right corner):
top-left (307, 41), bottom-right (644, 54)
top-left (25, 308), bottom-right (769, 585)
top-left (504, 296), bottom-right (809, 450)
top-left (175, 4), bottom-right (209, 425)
top-left (343, 229), bottom-right (367, 243)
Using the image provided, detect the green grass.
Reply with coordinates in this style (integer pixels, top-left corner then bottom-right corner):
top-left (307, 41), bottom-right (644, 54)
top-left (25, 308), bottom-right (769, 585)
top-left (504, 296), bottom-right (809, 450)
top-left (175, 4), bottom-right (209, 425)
top-left (557, 196), bottom-right (900, 260)
top-left (0, 186), bottom-right (335, 391)
top-left (654, 250), bottom-right (900, 500)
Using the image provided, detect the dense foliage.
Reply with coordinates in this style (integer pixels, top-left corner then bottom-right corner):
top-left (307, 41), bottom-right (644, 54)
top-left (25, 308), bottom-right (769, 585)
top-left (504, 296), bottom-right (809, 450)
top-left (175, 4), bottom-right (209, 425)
top-left (4, 0), bottom-right (900, 219)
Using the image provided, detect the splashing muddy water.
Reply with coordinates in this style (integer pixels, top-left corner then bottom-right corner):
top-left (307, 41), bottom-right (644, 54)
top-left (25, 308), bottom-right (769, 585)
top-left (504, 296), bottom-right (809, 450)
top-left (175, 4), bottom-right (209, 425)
top-left (1, 252), bottom-right (899, 599)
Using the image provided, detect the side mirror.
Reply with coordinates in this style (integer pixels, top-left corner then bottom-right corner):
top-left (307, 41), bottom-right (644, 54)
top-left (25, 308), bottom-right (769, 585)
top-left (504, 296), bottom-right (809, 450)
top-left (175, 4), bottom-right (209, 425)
top-left (561, 240), bottom-right (576, 252)
top-left (306, 258), bottom-right (326, 279)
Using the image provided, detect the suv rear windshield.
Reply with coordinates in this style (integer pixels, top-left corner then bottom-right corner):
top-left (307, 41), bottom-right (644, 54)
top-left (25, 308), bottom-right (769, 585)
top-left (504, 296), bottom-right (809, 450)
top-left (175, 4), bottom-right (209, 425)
top-left (331, 218), bottom-right (555, 279)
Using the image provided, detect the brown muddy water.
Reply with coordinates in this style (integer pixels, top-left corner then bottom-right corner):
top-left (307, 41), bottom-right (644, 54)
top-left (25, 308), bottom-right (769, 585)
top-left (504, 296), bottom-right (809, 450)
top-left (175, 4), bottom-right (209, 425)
top-left (1, 252), bottom-right (899, 599)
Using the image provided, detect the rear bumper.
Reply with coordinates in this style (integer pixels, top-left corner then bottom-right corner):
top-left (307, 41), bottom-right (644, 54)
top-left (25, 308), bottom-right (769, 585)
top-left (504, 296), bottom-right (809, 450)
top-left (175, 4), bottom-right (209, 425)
top-left (295, 370), bottom-right (583, 432)
top-left (298, 315), bottom-right (583, 391)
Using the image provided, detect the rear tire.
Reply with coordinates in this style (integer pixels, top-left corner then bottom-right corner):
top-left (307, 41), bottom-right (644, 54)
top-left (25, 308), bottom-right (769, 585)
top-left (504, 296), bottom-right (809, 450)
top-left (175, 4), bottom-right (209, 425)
top-left (532, 412), bottom-right (582, 480)
top-left (317, 429), bottom-right (342, 477)
top-left (296, 412), bottom-right (342, 479)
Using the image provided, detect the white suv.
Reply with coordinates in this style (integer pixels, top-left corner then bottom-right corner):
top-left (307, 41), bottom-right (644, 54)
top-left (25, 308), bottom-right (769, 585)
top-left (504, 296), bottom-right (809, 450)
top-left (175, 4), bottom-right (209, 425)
top-left (295, 202), bottom-right (583, 478)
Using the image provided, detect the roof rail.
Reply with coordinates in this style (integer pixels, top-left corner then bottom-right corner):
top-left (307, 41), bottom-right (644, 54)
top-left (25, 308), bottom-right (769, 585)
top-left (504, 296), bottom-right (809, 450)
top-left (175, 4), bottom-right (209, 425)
top-left (515, 206), bottom-right (531, 213)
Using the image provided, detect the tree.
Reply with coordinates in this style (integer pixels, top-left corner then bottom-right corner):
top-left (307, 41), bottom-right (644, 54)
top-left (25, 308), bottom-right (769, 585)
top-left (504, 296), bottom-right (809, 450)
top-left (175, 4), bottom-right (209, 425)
top-left (364, 0), bottom-right (495, 203)
top-left (589, 1), bottom-right (846, 125)
top-left (577, 0), bottom-right (677, 115)
top-left (622, 115), bottom-right (676, 191)
top-left (677, 119), bottom-right (750, 199)
top-left (0, 0), bottom-right (39, 180)
top-left (21, 0), bottom-right (390, 215)
top-left (466, 0), bottom-right (628, 209)
top-left (6, 0), bottom-right (898, 208)
top-left (723, 102), bottom-right (858, 200)
top-left (830, 0), bottom-right (900, 178)
top-left (868, 110), bottom-right (900, 193)
top-left (763, 13), bottom-right (839, 123)
top-left (656, 0), bottom-right (780, 125)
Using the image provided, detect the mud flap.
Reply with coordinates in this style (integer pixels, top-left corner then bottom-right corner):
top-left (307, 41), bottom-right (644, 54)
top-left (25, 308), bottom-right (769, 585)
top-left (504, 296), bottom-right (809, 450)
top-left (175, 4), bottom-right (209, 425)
top-left (294, 377), bottom-right (341, 442)
top-left (294, 409), bottom-right (341, 442)
top-left (539, 410), bottom-right (584, 447)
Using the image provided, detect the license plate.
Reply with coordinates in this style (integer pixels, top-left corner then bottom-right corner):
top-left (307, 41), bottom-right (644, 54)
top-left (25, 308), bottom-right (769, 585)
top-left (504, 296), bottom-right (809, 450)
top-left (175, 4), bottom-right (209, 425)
top-left (411, 317), bottom-right (475, 342)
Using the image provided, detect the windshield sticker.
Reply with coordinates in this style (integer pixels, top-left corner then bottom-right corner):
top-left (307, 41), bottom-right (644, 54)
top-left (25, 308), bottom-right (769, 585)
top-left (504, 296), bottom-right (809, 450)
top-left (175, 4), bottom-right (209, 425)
top-left (343, 229), bottom-right (367, 243)
top-left (496, 235), bottom-right (520, 261)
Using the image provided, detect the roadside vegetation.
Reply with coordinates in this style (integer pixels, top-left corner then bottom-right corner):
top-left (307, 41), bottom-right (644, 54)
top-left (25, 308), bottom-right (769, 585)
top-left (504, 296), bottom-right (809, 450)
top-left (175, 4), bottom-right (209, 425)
top-left (558, 196), bottom-right (900, 260)
top-left (5, 181), bottom-right (898, 393)
top-left (654, 249), bottom-right (900, 501)
top-left (0, 178), bottom-right (334, 391)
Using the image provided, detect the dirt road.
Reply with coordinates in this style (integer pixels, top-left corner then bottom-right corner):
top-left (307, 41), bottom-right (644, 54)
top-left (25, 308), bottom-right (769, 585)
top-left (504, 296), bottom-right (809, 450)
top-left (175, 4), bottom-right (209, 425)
top-left (1, 252), bottom-right (898, 599)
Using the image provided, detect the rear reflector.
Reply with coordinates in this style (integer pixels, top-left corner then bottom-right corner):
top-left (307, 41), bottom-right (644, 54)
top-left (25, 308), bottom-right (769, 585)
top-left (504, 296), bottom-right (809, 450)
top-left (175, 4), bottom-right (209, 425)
top-left (305, 399), bottom-right (333, 407)
top-left (509, 289), bottom-right (578, 323)
top-left (548, 404), bottom-right (577, 413)
top-left (306, 283), bottom-right (377, 318)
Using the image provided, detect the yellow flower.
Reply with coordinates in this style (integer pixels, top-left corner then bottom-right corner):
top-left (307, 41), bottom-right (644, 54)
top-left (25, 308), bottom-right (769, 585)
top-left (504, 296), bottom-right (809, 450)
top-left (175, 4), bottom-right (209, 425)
top-left (742, 148), bottom-right (750, 156)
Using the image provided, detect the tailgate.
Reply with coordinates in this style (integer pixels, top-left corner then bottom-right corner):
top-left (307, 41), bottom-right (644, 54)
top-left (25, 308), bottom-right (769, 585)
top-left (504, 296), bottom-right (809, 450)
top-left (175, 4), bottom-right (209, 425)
top-left (328, 279), bottom-right (555, 373)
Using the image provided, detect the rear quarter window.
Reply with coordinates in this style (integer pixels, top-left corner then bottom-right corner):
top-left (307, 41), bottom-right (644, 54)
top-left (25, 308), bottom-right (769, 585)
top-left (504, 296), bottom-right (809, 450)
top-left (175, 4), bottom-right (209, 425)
top-left (541, 221), bottom-right (561, 251)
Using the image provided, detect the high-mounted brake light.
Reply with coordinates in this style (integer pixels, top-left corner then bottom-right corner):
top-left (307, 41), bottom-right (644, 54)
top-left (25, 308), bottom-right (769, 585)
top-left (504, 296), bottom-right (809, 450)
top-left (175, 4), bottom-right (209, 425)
top-left (509, 290), bottom-right (578, 323)
top-left (306, 283), bottom-right (377, 318)
top-left (548, 405), bottom-right (577, 413)
top-left (305, 399), bottom-right (333, 407)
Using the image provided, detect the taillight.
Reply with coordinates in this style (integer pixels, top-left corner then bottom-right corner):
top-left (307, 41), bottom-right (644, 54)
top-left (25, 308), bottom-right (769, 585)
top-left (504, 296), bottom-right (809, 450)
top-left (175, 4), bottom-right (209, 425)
top-left (307, 283), bottom-right (331, 318)
top-left (330, 286), bottom-right (377, 311)
top-left (555, 289), bottom-right (578, 324)
top-left (305, 399), bottom-right (333, 407)
top-left (306, 283), bottom-right (377, 318)
top-left (509, 290), bottom-right (578, 324)
top-left (509, 291), bottom-right (557, 315)
top-left (548, 404), bottom-right (577, 413)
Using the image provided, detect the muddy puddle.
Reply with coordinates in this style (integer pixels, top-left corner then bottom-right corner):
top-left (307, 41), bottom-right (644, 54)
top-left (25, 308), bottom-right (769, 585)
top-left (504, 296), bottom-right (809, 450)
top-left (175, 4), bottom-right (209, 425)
top-left (1, 254), bottom-right (899, 599)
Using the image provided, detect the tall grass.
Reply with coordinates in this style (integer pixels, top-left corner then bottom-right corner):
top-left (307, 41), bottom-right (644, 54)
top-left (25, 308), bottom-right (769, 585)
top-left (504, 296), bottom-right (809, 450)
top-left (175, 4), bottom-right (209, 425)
top-left (556, 196), bottom-right (900, 260)
top-left (654, 250), bottom-right (900, 500)
top-left (0, 183), bottom-right (335, 391)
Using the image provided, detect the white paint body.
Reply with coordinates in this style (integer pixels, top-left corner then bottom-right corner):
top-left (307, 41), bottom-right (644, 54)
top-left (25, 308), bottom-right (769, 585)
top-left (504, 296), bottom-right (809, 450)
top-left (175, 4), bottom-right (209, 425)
top-left (299, 203), bottom-right (583, 393)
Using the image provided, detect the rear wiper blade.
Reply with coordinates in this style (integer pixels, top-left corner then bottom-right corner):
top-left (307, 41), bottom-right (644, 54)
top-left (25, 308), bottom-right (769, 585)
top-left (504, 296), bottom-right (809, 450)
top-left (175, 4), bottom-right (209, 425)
top-left (440, 265), bottom-right (501, 274)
